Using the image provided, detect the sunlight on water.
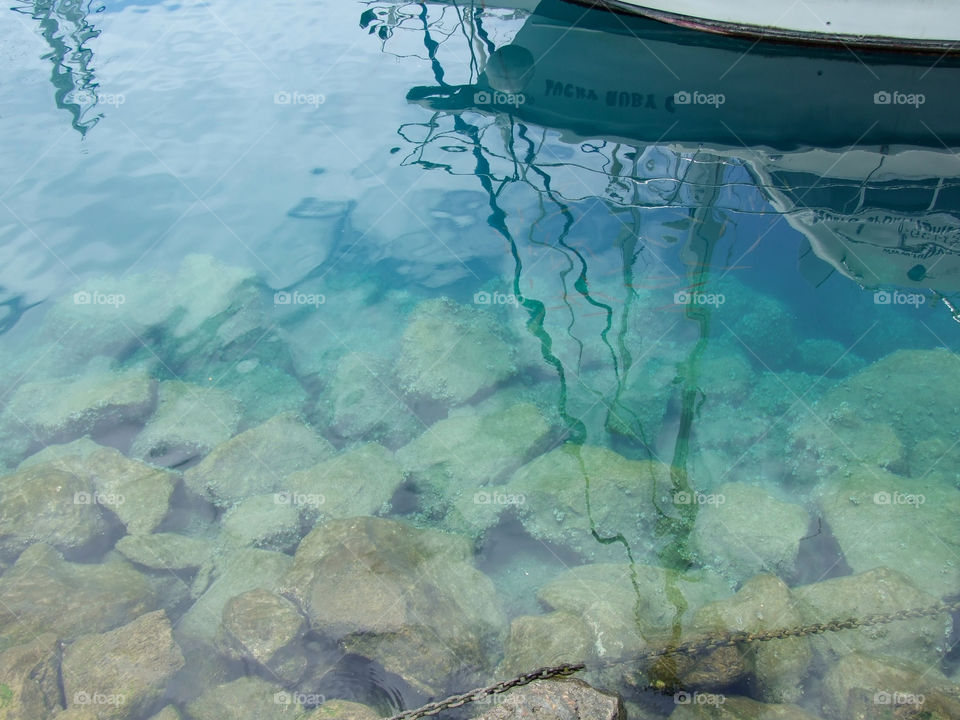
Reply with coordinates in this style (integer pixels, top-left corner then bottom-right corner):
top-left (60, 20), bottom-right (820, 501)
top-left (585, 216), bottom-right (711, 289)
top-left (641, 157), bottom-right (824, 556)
top-left (0, 0), bottom-right (959, 718)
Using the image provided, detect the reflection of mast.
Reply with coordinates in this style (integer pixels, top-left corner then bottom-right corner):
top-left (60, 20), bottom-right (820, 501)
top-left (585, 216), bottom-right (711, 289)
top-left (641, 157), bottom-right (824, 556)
top-left (13, 0), bottom-right (103, 136)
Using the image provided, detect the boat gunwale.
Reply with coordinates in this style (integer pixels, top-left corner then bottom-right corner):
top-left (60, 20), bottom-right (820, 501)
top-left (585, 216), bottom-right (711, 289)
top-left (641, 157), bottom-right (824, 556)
top-left (569, 0), bottom-right (960, 55)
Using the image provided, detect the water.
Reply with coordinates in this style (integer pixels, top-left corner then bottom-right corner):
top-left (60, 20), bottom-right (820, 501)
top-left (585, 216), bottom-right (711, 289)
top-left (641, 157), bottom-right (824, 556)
top-left (1, 0), bottom-right (959, 718)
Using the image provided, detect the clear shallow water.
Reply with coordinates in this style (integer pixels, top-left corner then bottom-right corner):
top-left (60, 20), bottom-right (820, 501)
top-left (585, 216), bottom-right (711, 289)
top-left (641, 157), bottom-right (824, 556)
top-left (1, 1), bottom-right (960, 719)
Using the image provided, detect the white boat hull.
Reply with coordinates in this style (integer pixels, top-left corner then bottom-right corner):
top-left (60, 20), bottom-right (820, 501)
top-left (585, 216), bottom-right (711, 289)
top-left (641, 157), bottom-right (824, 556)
top-left (588, 0), bottom-right (960, 52)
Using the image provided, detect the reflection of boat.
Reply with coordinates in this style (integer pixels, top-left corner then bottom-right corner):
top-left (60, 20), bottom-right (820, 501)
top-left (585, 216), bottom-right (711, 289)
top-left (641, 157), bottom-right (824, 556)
top-left (577, 0), bottom-right (960, 54)
top-left (404, 0), bottom-right (960, 312)
top-left (411, 0), bottom-right (960, 149)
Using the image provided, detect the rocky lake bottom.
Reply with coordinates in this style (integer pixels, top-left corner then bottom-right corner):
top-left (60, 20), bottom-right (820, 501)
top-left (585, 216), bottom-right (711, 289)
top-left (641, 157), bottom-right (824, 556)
top-left (0, 251), bottom-right (956, 720)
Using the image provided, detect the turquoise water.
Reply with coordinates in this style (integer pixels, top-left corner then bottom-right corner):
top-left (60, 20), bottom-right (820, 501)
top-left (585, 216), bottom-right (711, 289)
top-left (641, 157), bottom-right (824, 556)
top-left (1, 1), bottom-right (959, 719)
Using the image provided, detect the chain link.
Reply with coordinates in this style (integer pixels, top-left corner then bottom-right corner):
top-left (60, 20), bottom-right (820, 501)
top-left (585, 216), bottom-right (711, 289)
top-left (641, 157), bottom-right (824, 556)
top-left (385, 599), bottom-right (960, 720)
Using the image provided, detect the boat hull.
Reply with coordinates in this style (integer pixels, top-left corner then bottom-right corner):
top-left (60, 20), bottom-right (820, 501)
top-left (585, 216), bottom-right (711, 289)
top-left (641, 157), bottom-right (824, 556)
top-left (577, 0), bottom-right (960, 53)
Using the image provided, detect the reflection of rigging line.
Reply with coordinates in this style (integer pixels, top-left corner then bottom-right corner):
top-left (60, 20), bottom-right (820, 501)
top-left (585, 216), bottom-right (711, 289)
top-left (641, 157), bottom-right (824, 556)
top-left (518, 125), bottom-right (654, 452)
top-left (14, 0), bottom-right (104, 136)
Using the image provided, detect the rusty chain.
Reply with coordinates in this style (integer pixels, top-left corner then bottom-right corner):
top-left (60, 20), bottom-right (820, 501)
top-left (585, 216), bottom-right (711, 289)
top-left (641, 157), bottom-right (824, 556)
top-left (386, 598), bottom-right (960, 720)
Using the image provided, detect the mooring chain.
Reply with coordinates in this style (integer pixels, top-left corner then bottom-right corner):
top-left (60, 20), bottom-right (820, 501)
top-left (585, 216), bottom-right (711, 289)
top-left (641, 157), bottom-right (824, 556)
top-left (385, 599), bottom-right (960, 720)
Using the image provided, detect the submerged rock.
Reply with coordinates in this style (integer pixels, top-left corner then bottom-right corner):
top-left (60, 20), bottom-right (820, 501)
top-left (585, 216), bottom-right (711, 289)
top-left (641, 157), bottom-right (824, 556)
top-left (396, 402), bottom-right (552, 535)
top-left (470, 679), bottom-right (624, 720)
top-left (21, 441), bottom-right (176, 535)
top-left (0, 463), bottom-right (108, 563)
top-left (176, 548), bottom-right (292, 645)
top-left (0, 633), bottom-right (62, 720)
top-left (504, 444), bottom-right (671, 562)
top-left (183, 412), bottom-right (334, 507)
top-left (395, 297), bottom-right (517, 405)
top-left (62, 610), bottom-right (184, 720)
top-left (287, 443), bottom-right (403, 520)
top-left (115, 533), bottom-right (213, 571)
top-left (535, 563), bottom-right (730, 664)
top-left (216, 589), bottom-right (307, 684)
top-left (186, 676), bottom-right (309, 720)
top-left (282, 516), bottom-right (505, 695)
top-left (324, 351), bottom-right (420, 448)
top-left (499, 611), bottom-right (594, 679)
top-left (791, 567), bottom-right (951, 668)
top-left (689, 482), bottom-right (809, 583)
top-left (131, 381), bottom-right (241, 468)
top-left (219, 494), bottom-right (303, 552)
top-left (793, 348), bottom-right (960, 479)
top-left (2, 362), bottom-right (155, 448)
top-left (822, 653), bottom-right (960, 720)
top-left (307, 700), bottom-right (380, 720)
top-left (668, 696), bottom-right (822, 719)
top-left (146, 708), bottom-right (183, 720)
top-left (689, 575), bottom-right (811, 703)
top-left (814, 468), bottom-right (960, 597)
top-left (0, 543), bottom-right (153, 651)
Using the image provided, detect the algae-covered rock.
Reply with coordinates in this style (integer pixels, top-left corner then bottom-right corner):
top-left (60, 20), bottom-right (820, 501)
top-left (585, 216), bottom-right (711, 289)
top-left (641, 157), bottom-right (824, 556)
top-left (115, 533), bottom-right (213, 571)
top-left (131, 381), bottom-right (241, 467)
top-left (794, 348), bottom-right (960, 478)
top-left (216, 589), bottom-right (307, 684)
top-left (396, 403), bottom-right (552, 533)
top-left (822, 653), bottom-right (960, 720)
top-left (21, 442), bottom-right (176, 535)
top-left (792, 567), bottom-right (951, 668)
top-left (0, 544), bottom-right (153, 651)
top-left (689, 482), bottom-right (810, 583)
top-left (395, 297), bottom-right (517, 405)
top-left (471, 679), bottom-right (624, 720)
top-left (282, 516), bottom-right (505, 695)
top-left (186, 677), bottom-right (310, 720)
top-left (668, 696), bottom-right (822, 719)
top-left (177, 548), bottom-right (292, 645)
top-left (0, 633), bottom-right (62, 720)
top-left (0, 463), bottom-right (108, 563)
top-left (3, 363), bottom-right (155, 447)
top-left (789, 406), bottom-right (905, 481)
top-left (690, 575), bottom-right (811, 703)
top-left (324, 352), bottom-right (419, 447)
top-left (535, 563), bottom-right (730, 668)
top-left (814, 468), bottom-right (960, 597)
top-left (498, 612), bottom-right (594, 678)
top-left (219, 494), bottom-right (303, 552)
top-left (287, 443), bottom-right (403, 520)
top-left (146, 708), bottom-right (183, 720)
top-left (306, 700), bottom-right (380, 720)
top-left (184, 412), bottom-right (334, 507)
top-left (62, 610), bottom-right (184, 720)
top-left (505, 444), bottom-right (671, 562)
